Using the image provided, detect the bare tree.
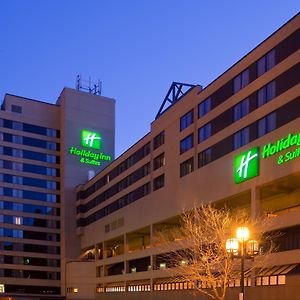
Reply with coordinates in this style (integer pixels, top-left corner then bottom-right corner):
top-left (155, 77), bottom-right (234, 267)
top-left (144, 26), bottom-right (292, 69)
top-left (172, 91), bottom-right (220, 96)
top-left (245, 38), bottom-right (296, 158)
top-left (156, 204), bottom-right (273, 300)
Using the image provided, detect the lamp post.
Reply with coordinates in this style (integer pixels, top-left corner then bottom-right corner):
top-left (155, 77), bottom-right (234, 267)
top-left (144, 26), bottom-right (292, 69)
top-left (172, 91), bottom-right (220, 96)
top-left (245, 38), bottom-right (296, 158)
top-left (226, 226), bottom-right (258, 300)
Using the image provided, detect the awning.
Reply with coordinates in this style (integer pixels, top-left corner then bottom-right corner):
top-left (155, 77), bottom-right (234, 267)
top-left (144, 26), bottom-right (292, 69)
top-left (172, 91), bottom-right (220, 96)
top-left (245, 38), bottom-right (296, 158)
top-left (154, 277), bottom-right (186, 284)
top-left (257, 264), bottom-right (298, 276)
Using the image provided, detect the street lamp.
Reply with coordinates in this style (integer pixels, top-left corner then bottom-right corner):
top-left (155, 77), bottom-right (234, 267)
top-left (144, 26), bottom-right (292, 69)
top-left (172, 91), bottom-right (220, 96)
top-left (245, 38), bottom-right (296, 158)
top-left (226, 226), bottom-right (259, 300)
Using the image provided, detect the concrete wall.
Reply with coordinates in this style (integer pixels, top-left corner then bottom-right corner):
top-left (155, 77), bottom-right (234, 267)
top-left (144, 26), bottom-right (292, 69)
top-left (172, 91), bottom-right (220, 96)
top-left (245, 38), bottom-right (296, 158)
top-left (59, 88), bottom-right (115, 295)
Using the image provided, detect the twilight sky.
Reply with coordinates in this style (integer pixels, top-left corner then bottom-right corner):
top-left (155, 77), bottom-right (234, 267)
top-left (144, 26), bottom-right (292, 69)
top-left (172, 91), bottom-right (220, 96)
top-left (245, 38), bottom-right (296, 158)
top-left (0, 1), bottom-right (298, 157)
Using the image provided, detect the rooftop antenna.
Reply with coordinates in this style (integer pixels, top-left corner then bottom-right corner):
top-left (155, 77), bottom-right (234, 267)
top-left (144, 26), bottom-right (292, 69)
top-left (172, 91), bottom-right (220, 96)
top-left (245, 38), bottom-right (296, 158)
top-left (76, 75), bottom-right (102, 95)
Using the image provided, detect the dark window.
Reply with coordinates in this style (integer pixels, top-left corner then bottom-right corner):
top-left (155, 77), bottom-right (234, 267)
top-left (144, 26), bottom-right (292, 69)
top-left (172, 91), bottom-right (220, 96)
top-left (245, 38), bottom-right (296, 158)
top-left (233, 69), bottom-right (249, 93)
top-left (180, 134), bottom-right (193, 154)
top-left (234, 127), bottom-right (250, 149)
top-left (180, 110), bottom-right (193, 131)
top-left (23, 124), bottom-right (47, 135)
top-left (153, 174), bottom-right (165, 191)
top-left (198, 148), bottom-right (212, 168)
top-left (272, 225), bottom-right (300, 252)
top-left (23, 163), bottom-right (47, 175)
top-left (153, 131), bottom-right (165, 150)
top-left (257, 49), bottom-right (275, 77)
top-left (198, 97), bottom-right (211, 118)
top-left (198, 123), bottom-right (211, 143)
top-left (78, 163), bottom-right (150, 213)
top-left (11, 105), bottom-right (22, 114)
top-left (153, 153), bottom-right (165, 170)
top-left (257, 81), bottom-right (276, 107)
top-left (180, 158), bottom-right (194, 177)
top-left (258, 112), bottom-right (276, 137)
top-left (77, 183), bottom-right (151, 227)
top-left (233, 98), bottom-right (250, 121)
top-left (23, 136), bottom-right (58, 150)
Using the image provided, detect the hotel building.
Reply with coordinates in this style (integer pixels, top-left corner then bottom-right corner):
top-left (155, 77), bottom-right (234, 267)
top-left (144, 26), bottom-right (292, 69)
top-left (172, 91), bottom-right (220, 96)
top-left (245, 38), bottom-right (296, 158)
top-left (67, 13), bottom-right (300, 300)
top-left (0, 88), bottom-right (115, 299)
top-left (0, 12), bottom-right (299, 300)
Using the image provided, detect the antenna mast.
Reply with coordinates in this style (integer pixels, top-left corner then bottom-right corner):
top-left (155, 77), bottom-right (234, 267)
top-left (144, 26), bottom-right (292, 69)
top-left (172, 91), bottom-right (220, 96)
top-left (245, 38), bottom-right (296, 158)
top-left (76, 75), bottom-right (102, 95)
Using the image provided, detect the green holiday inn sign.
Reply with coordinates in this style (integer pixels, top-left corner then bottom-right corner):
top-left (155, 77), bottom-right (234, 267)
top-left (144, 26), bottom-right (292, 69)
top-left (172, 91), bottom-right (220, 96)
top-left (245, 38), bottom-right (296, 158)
top-left (234, 132), bottom-right (300, 184)
top-left (68, 130), bottom-right (112, 166)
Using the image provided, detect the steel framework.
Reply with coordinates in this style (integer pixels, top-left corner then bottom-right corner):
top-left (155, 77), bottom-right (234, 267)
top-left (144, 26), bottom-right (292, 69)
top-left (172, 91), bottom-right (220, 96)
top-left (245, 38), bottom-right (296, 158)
top-left (155, 82), bottom-right (197, 119)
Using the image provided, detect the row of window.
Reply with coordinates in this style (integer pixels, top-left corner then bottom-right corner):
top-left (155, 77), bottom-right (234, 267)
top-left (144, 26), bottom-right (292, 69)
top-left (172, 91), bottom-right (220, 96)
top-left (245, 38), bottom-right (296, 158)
top-left (0, 215), bottom-right (59, 228)
top-left (0, 241), bottom-right (60, 254)
top-left (0, 228), bottom-right (59, 242)
top-left (0, 118), bottom-right (59, 137)
top-left (0, 200), bottom-right (59, 216)
top-left (3, 284), bottom-right (60, 295)
top-left (0, 146), bottom-right (59, 164)
top-left (0, 255), bottom-right (60, 267)
top-left (196, 29), bottom-right (300, 120)
top-left (198, 96), bottom-right (299, 168)
top-left (78, 131), bottom-right (165, 202)
top-left (0, 187), bottom-right (59, 203)
top-left (1, 132), bottom-right (58, 151)
top-left (0, 159), bottom-right (59, 177)
top-left (78, 143), bottom-right (151, 200)
top-left (77, 163), bottom-right (151, 214)
top-left (0, 269), bottom-right (60, 280)
top-left (0, 173), bottom-right (59, 190)
top-left (181, 80), bottom-right (276, 154)
top-left (96, 274), bottom-right (287, 294)
top-left (79, 152), bottom-right (166, 214)
top-left (180, 50), bottom-right (275, 132)
top-left (180, 29), bottom-right (298, 133)
top-left (77, 183), bottom-right (151, 227)
top-left (180, 95), bottom-right (299, 176)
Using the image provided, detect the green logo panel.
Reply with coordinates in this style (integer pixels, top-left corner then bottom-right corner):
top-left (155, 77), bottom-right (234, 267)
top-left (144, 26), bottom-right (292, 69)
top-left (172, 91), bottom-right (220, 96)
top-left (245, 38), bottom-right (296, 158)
top-left (81, 130), bottom-right (101, 150)
top-left (234, 147), bottom-right (259, 184)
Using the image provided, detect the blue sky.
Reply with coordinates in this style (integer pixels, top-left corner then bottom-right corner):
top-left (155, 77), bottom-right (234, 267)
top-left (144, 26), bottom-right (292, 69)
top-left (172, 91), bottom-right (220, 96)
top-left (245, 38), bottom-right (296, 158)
top-left (0, 1), bottom-right (299, 156)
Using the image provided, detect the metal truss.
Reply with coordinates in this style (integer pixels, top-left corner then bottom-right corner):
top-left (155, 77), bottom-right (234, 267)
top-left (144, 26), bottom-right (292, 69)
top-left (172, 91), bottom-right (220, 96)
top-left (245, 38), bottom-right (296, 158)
top-left (155, 82), bottom-right (196, 119)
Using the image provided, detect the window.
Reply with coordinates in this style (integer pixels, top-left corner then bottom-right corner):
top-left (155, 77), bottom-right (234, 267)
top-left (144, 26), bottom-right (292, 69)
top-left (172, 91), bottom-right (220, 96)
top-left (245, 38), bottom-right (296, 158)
top-left (153, 174), bottom-right (165, 191)
top-left (46, 141), bottom-right (57, 150)
top-left (198, 123), bottom-right (211, 143)
top-left (46, 154), bottom-right (57, 163)
top-left (198, 148), bottom-right (212, 168)
top-left (12, 162), bottom-right (22, 171)
top-left (257, 81), bottom-right (276, 107)
top-left (180, 134), bottom-right (193, 154)
top-left (12, 135), bottom-right (22, 144)
top-left (234, 98), bottom-right (249, 121)
top-left (11, 105), bottom-right (22, 113)
top-left (257, 49), bottom-right (275, 77)
top-left (180, 158), bottom-right (194, 177)
top-left (258, 112), bottom-right (276, 137)
top-left (46, 128), bottom-right (57, 137)
top-left (198, 97), bottom-right (211, 118)
top-left (153, 153), bottom-right (165, 170)
top-left (153, 131), bottom-right (165, 150)
top-left (180, 110), bottom-right (193, 131)
top-left (12, 121), bottom-right (23, 130)
top-left (234, 127), bottom-right (250, 149)
top-left (233, 69), bottom-right (249, 93)
top-left (12, 148), bottom-right (22, 157)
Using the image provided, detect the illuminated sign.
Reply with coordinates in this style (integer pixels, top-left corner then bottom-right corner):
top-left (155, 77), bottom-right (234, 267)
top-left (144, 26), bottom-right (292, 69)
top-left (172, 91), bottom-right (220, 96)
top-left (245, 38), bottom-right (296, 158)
top-left (68, 130), bottom-right (112, 166)
top-left (234, 147), bottom-right (259, 184)
top-left (261, 133), bottom-right (300, 165)
top-left (81, 130), bottom-right (101, 150)
top-left (234, 132), bottom-right (299, 183)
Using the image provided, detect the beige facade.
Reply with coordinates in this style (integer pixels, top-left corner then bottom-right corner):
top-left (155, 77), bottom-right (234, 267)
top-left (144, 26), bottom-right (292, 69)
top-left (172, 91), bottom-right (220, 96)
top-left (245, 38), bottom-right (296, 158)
top-left (68, 14), bottom-right (300, 300)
